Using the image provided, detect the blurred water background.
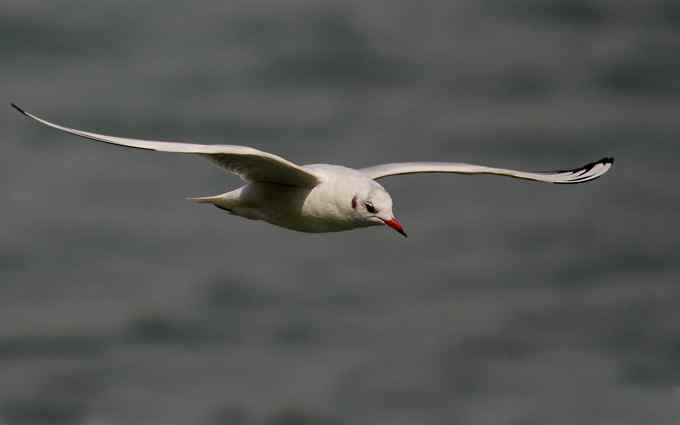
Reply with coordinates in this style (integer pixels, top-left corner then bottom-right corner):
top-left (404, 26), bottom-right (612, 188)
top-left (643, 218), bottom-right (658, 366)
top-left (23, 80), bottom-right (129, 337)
top-left (2, 0), bottom-right (680, 424)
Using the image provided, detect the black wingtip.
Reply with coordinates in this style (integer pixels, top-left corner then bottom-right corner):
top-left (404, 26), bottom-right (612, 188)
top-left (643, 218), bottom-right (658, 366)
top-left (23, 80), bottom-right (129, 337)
top-left (11, 103), bottom-right (27, 116)
top-left (583, 156), bottom-right (615, 170)
top-left (556, 156), bottom-right (615, 174)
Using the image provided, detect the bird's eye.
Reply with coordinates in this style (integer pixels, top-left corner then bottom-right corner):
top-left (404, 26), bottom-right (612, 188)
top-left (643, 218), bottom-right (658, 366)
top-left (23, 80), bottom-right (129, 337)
top-left (365, 202), bottom-right (377, 214)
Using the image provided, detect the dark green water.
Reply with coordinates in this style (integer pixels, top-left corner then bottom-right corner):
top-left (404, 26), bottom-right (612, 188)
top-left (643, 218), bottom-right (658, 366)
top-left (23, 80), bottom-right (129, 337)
top-left (2, 1), bottom-right (680, 424)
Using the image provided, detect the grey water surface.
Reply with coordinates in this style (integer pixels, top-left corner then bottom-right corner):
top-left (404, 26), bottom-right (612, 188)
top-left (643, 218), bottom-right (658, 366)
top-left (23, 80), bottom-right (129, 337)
top-left (2, 1), bottom-right (680, 424)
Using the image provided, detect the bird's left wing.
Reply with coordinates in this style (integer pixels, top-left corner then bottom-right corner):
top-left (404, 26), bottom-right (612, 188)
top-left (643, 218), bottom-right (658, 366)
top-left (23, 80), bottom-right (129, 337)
top-left (12, 104), bottom-right (320, 188)
top-left (360, 157), bottom-right (614, 184)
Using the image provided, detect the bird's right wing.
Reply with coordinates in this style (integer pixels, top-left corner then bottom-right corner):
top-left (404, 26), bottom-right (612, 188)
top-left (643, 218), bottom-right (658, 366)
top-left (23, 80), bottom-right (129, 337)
top-left (360, 157), bottom-right (614, 184)
top-left (12, 103), bottom-right (320, 188)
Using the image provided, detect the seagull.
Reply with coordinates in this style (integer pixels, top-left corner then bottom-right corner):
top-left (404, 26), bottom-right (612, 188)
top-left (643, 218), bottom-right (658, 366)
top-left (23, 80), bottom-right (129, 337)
top-left (12, 103), bottom-right (613, 238)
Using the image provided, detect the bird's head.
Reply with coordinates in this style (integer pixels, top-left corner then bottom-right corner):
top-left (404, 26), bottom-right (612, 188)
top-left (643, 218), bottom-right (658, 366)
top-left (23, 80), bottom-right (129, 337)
top-left (350, 183), bottom-right (407, 237)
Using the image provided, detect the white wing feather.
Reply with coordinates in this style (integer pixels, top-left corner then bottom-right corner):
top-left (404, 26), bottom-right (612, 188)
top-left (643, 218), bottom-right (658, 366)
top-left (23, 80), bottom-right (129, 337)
top-left (361, 158), bottom-right (614, 184)
top-left (12, 104), bottom-right (320, 188)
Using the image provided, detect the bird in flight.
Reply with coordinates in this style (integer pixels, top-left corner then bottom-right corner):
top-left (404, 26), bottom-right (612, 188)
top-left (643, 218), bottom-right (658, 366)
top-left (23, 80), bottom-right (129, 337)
top-left (12, 103), bottom-right (613, 237)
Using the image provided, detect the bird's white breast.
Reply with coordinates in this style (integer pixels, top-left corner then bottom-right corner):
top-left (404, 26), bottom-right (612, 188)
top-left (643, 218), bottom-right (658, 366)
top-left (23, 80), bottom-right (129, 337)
top-left (239, 165), bottom-right (374, 233)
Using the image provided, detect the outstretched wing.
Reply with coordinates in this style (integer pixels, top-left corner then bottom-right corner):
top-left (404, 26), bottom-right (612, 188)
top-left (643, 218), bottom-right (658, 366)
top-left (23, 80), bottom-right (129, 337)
top-left (12, 104), bottom-right (320, 188)
top-left (360, 157), bottom-right (614, 184)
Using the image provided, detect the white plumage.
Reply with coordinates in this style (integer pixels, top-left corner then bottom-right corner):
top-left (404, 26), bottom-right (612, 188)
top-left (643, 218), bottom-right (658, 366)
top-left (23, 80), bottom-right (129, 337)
top-left (12, 103), bottom-right (613, 237)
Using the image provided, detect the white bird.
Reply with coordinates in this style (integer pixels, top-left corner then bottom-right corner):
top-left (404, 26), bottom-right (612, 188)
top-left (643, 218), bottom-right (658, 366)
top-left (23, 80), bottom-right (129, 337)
top-left (12, 103), bottom-right (613, 237)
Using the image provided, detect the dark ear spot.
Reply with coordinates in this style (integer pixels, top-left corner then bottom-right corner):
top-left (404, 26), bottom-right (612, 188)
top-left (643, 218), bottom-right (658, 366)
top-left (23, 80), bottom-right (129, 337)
top-left (351, 195), bottom-right (358, 210)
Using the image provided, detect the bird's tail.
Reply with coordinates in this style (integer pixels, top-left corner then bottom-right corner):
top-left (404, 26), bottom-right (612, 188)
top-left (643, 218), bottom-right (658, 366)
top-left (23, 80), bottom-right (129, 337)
top-left (187, 191), bottom-right (239, 214)
top-left (186, 194), bottom-right (223, 204)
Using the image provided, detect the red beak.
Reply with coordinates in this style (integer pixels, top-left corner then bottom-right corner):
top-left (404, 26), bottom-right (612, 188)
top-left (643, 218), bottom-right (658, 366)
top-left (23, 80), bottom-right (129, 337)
top-left (383, 217), bottom-right (407, 238)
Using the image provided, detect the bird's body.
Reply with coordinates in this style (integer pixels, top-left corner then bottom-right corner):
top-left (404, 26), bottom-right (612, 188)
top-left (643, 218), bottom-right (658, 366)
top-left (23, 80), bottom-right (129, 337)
top-left (12, 103), bottom-right (614, 237)
top-left (193, 165), bottom-right (389, 233)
